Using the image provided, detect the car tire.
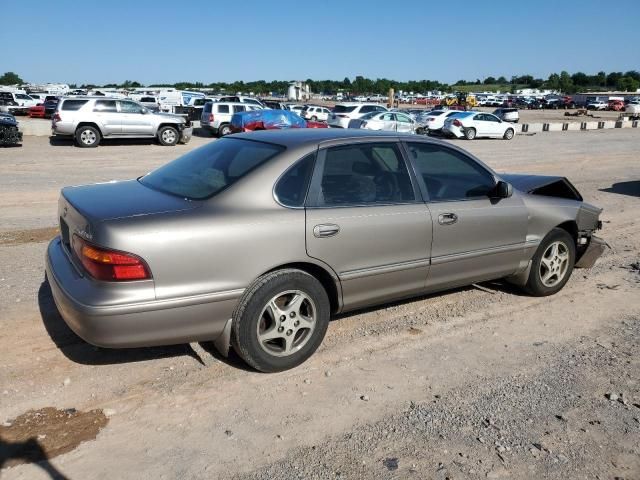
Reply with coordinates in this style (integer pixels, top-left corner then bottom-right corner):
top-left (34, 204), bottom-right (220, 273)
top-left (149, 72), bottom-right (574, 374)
top-left (218, 124), bottom-right (232, 137)
top-left (503, 128), bottom-right (514, 140)
top-left (231, 269), bottom-right (330, 373)
top-left (464, 128), bottom-right (476, 140)
top-left (524, 228), bottom-right (576, 297)
top-left (157, 126), bottom-right (179, 146)
top-left (74, 125), bottom-right (101, 148)
top-left (311, 116), bottom-right (317, 121)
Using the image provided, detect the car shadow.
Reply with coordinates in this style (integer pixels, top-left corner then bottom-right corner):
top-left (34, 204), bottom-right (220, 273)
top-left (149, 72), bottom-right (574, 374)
top-left (600, 180), bottom-right (640, 198)
top-left (192, 127), bottom-right (215, 138)
top-left (0, 437), bottom-right (70, 479)
top-left (48, 136), bottom-right (191, 148)
top-left (38, 278), bottom-right (217, 367)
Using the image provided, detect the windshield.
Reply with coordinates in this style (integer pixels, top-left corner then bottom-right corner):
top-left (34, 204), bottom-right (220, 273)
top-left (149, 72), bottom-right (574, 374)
top-left (140, 138), bottom-right (285, 200)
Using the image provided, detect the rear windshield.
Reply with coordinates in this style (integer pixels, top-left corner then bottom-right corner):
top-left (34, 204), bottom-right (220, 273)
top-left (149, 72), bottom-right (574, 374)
top-left (333, 105), bottom-right (357, 113)
top-left (139, 138), bottom-right (285, 200)
top-left (61, 100), bottom-right (88, 111)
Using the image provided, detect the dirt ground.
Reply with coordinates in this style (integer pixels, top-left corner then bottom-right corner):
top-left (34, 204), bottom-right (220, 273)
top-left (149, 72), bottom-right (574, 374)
top-left (0, 130), bottom-right (639, 479)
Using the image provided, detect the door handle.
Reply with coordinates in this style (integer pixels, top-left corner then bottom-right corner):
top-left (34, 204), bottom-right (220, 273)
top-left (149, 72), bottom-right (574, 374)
top-left (438, 213), bottom-right (458, 225)
top-left (313, 224), bottom-right (340, 238)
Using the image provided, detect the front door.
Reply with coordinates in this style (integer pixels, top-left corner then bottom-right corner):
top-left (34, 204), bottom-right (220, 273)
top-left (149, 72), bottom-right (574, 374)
top-left (305, 141), bottom-right (432, 310)
top-left (118, 100), bottom-right (154, 135)
top-left (395, 113), bottom-right (415, 133)
top-left (403, 141), bottom-right (528, 290)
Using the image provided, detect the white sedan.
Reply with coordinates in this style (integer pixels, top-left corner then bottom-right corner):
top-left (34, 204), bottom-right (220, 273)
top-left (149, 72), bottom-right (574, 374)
top-left (420, 109), bottom-right (467, 133)
top-left (442, 111), bottom-right (515, 140)
top-left (348, 111), bottom-right (416, 133)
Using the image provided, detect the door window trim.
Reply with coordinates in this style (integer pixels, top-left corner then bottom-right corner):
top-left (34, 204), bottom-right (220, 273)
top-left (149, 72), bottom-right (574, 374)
top-left (305, 141), bottom-right (423, 209)
top-left (400, 140), bottom-right (498, 203)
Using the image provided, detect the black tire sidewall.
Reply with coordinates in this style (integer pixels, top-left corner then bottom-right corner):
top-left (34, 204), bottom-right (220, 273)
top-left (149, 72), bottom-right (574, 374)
top-left (158, 126), bottom-right (178, 146)
top-left (232, 270), bottom-right (330, 372)
top-left (75, 126), bottom-right (100, 148)
top-left (526, 228), bottom-right (576, 296)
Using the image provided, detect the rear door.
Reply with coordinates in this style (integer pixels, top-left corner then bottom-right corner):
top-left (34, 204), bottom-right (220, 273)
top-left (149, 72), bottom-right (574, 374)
top-left (92, 100), bottom-right (120, 135)
top-left (403, 141), bottom-right (528, 290)
top-left (305, 141), bottom-right (432, 310)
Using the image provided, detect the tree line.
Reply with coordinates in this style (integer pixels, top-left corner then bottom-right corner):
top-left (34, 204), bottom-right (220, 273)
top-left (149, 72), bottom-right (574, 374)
top-left (2, 70), bottom-right (639, 94)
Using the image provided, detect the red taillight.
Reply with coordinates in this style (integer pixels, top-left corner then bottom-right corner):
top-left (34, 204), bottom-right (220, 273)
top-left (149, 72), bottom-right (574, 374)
top-left (53, 113), bottom-right (61, 122)
top-left (208, 113), bottom-right (214, 122)
top-left (453, 119), bottom-right (462, 127)
top-left (428, 117), bottom-right (434, 122)
top-left (72, 235), bottom-right (151, 281)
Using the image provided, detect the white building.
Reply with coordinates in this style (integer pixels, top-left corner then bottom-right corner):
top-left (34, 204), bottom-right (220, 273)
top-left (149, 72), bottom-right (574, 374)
top-left (288, 81), bottom-right (310, 101)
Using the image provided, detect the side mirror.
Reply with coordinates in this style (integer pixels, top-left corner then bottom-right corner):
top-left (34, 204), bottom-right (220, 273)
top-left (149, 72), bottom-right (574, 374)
top-left (493, 180), bottom-right (513, 198)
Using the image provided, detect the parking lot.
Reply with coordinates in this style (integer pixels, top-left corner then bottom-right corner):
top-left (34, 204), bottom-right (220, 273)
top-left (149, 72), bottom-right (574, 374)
top-left (1, 129), bottom-right (639, 479)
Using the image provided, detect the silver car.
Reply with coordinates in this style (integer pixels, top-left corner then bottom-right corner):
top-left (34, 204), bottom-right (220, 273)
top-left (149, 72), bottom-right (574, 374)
top-left (348, 111), bottom-right (416, 133)
top-left (52, 97), bottom-right (192, 147)
top-left (46, 130), bottom-right (604, 372)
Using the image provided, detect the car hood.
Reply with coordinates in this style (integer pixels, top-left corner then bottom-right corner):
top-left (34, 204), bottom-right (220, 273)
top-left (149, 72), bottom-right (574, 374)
top-left (501, 173), bottom-right (583, 201)
top-left (62, 179), bottom-right (200, 222)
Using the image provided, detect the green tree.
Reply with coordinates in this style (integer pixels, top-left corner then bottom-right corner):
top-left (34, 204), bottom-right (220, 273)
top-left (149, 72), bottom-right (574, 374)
top-left (558, 71), bottom-right (573, 93)
top-left (484, 76), bottom-right (497, 84)
top-left (496, 76), bottom-right (507, 84)
top-left (0, 71), bottom-right (23, 85)
top-left (546, 73), bottom-right (560, 90)
top-left (617, 76), bottom-right (640, 92)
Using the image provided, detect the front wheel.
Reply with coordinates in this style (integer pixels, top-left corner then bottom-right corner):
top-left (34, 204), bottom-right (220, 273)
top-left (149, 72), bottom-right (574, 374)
top-left (157, 126), bottom-right (179, 146)
top-left (524, 228), bottom-right (575, 296)
top-left (464, 128), bottom-right (476, 140)
top-left (231, 269), bottom-right (330, 372)
top-left (503, 128), bottom-right (514, 140)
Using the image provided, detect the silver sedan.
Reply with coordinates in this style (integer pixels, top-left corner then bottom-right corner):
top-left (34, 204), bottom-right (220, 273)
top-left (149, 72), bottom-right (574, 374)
top-left (348, 111), bottom-right (417, 133)
top-left (46, 130), bottom-right (605, 372)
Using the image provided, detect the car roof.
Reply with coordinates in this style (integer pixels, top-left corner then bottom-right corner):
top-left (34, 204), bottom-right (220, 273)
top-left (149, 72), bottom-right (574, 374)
top-left (335, 102), bottom-right (383, 106)
top-left (230, 128), bottom-right (434, 148)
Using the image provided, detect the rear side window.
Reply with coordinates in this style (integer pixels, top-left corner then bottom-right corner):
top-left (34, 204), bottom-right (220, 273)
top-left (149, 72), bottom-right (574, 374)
top-left (233, 105), bottom-right (246, 113)
top-left (216, 104), bottom-right (230, 114)
top-left (275, 154), bottom-right (315, 207)
top-left (333, 105), bottom-right (357, 113)
top-left (406, 143), bottom-right (495, 201)
top-left (93, 100), bottom-right (117, 112)
top-left (314, 143), bottom-right (415, 206)
top-left (140, 138), bottom-right (285, 200)
top-left (61, 100), bottom-right (88, 111)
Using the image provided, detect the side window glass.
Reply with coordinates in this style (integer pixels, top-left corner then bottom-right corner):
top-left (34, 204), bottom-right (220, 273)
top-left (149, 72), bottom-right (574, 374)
top-left (119, 101), bottom-right (143, 114)
top-left (275, 153), bottom-right (315, 207)
top-left (407, 143), bottom-right (495, 201)
top-left (217, 105), bottom-right (230, 114)
top-left (93, 100), bottom-right (117, 112)
top-left (316, 143), bottom-right (415, 206)
top-left (234, 105), bottom-right (246, 113)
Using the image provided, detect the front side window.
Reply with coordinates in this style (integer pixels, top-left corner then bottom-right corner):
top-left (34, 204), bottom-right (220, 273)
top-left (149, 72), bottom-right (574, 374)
top-left (314, 143), bottom-right (415, 206)
top-left (233, 105), bottom-right (246, 113)
top-left (274, 153), bottom-right (315, 207)
top-left (396, 114), bottom-right (412, 123)
top-left (406, 143), bottom-right (495, 202)
top-left (93, 100), bottom-right (117, 112)
top-left (140, 138), bottom-right (284, 200)
top-left (119, 101), bottom-right (143, 114)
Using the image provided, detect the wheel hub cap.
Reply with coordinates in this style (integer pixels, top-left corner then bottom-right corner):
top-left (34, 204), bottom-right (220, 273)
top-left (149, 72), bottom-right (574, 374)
top-left (256, 290), bottom-right (316, 357)
top-left (539, 241), bottom-right (569, 287)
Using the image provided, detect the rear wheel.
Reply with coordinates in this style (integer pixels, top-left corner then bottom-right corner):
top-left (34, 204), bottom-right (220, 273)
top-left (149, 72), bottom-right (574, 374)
top-left (74, 125), bottom-right (101, 148)
top-left (218, 124), bottom-right (232, 137)
top-left (311, 115), bottom-right (317, 121)
top-left (464, 128), bottom-right (476, 140)
top-left (524, 228), bottom-right (575, 296)
top-left (231, 269), bottom-right (330, 372)
top-left (503, 128), bottom-right (514, 140)
top-left (157, 126), bottom-right (179, 146)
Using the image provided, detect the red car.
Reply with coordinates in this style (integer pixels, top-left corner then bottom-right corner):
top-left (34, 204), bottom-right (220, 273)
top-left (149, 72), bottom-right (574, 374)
top-left (28, 104), bottom-right (46, 118)
top-left (230, 109), bottom-right (327, 133)
top-left (608, 100), bottom-right (625, 111)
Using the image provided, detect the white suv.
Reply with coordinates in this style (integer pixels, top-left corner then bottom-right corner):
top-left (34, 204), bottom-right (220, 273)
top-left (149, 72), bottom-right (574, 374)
top-left (301, 106), bottom-right (331, 122)
top-left (200, 101), bottom-right (262, 137)
top-left (327, 103), bottom-right (387, 128)
top-left (217, 96), bottom-right (265, 108)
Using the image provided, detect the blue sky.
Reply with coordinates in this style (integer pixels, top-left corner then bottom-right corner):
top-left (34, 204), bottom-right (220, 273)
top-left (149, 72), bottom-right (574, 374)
top-left (1, 0), bottom-right (638, 85)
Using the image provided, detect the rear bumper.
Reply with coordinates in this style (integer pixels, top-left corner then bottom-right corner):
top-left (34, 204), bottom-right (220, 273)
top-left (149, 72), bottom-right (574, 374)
top-left (45, 237), bottom-right (240, 348)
